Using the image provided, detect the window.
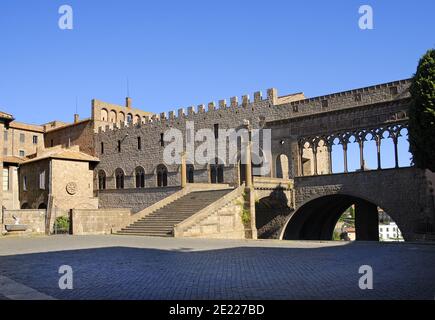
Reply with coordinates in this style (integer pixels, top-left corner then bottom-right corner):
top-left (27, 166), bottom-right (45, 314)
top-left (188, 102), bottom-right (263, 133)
top-left (101, 142), bottom-right (104, 154)
top-left (20, 133), bottom-right (25, 143)
top-left (214, 124), bottom-right (219, 139)
top-left (3, 168), bottom-right (9, 191)
top-left (39, 171), bottom-right (46, 190)
top-left (157, 164), bottom-right (168, 187)
top-left (32, 135), bottom-right (38, 144)
top-left (19, 150), bottom-right (25, 157)
top-left (127, 114), bottom-right (133, 123)
top-left (210, 159), bottom-right (224, 183)
top-left (50, 139), bottom-right (54, 147)
top-left (115, 168), bottom-right (124, 189)
top-left (137, 137), bottom-right (142, 150)
top-left (117, 140), bottom-right (121, 153)
top-left (4, 131), bottom-right (7, 141)
top-left (187, 164), bottom-right (194, 183)
top-left (135, 167), bottom-right (145, 188)
top-left (98, 170), bottom-right (106, 190)
top-left (160, 133), bottom-right (164, 147)
top-left (23, 176), bottom-right (27, 191)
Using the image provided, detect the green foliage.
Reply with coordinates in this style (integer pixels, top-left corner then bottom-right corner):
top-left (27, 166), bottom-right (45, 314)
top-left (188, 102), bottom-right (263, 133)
top-left (241, 207), bottom-right (251, 225)
top-left (409, 49), bottom-right (435, 171)
top-left (332, 231), bottom-right (341, 241)
top-left (54, 216), bottom-right (70, 233)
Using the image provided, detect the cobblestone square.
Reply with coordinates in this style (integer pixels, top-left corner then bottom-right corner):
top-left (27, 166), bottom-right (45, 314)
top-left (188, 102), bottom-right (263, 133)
top-left (0, 235), bottom-right (434, 300)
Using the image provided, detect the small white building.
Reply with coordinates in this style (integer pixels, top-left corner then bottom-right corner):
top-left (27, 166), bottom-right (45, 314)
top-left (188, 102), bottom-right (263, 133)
top-left (379, 222), bottom-right (404, 241)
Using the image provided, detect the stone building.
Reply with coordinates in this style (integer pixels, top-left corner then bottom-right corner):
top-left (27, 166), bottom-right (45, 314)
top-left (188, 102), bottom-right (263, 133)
top-left (1, 77), bottom-right (434, 241)
top-left (19, 145), bottom-right (99, 211)
top-left (3, 121), bottom-right (44, 158)
top-left (0, 111), bottom-right (14, 210)
top-left (43, 98), bottom-right (154, 156)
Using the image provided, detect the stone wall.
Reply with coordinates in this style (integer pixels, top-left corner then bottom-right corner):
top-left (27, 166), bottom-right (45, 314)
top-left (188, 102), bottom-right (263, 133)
top-left (51, 159), bottom-right (98, 210)
top-left (1, 209), bottom-right (46, 235)
top-left (4, 122), bottom-right (44, 158)
top-left (2, 165), bottom-right (19, 210)
top-left (44, 120), bottom-right (96, 156)
top-left (94, 79), bottom-right (411, 191)
top-left (98, 186), bottom-right (181, 213)
top-left (19, 158), bottom-right (50, 209)
top-left (72, 208), bottom-right (132, 235)
top-left (291, 167), bottom-right (434, 241)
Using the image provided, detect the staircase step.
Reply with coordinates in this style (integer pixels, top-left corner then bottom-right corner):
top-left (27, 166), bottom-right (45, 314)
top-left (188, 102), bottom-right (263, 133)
top-left (117, 189), bottom-right (233, 237)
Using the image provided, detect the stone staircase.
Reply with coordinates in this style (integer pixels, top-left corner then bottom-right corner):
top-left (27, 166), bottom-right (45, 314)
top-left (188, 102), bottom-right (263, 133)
top-left (117, 189), bottom-right (233, 237)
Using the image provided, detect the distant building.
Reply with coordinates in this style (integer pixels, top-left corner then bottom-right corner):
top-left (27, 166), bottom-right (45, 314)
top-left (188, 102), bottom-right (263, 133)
top-left (379, 222), bottom-right (404, 241)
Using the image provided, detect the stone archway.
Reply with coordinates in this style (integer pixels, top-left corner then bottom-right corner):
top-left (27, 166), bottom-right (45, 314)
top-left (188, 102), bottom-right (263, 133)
top-left (281, 194), bottom-right (387, 241)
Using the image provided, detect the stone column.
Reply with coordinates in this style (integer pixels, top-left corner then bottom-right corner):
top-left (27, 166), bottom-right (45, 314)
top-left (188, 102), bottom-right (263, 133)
top-left (327, 144), bottom-right (333, 174)
top-left (359, 140), bottom-right (365, 171)
top-left (343, 143), bottom-right (348, 173)
top-left (298, 142), bottom-right (304, 177)
top-left (245, 139), bottom-right (252, 189)
top-left (376, 136), bottom-right (381, 170)
top-left (355, 201), bottom-right (379, 241)
top-left (180, 152), bottom-right (187, 188)
top-left (393, 136), bottom-right (399, 168)
top-left (244, 125), bottom-right (256, 239)
top-left (312, 144), bottom-right (318, 176)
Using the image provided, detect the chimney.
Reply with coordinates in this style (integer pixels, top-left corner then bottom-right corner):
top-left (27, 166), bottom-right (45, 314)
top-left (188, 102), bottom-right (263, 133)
top-left (126, 97), bottom-right (132, 108)
top-left (74, 114), bottom-right (79, 123)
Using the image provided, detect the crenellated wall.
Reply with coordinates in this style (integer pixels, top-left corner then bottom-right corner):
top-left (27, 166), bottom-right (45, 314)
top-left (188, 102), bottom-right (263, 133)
top-left (93, 78), bottom-right (411, 195)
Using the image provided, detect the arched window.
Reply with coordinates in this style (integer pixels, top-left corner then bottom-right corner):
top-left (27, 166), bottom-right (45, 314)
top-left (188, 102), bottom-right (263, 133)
top-left (187, 164), bottom-right (194, 183)
top-left (210, 159), bottom-right (224, 183)
top-left (21, 202), bottom-right (29, 209)
top-left (157, 164), bottom-right (168, 187)
top-left (109, 110), bottom-right (117, 123)
top-left (118, 112), bottom-right (125, 124)
top-left (98, 170), bottom-right (106, 190)
top-left (38, 203), bottom-right (47, 209)
top-left (101, 108), bottom-right (108, 121)
top-left (135, 167), bottom-right (145, 188)
top-left (134, 115), bottom-right (141, 124)
top-left (127, 113), bottom-right (133, 124)
top-left (115, 168), bottom-right (124, 189)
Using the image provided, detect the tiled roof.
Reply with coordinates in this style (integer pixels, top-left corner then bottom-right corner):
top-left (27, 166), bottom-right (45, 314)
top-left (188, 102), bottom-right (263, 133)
top-left (9, 121), bottom-right (44, 133)
top-left (21, 146), bottom-right (99, 165)
top-left (3, 155), bottom-right (25, 164)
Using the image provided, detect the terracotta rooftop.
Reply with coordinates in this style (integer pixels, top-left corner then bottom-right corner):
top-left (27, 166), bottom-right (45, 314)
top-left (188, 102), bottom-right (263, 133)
top-left (22, 145), bottom-right (99, 165)
top-left (9, 121), bottom-right (44, 133)
top-left (3, 155), bottom-right (25, 164)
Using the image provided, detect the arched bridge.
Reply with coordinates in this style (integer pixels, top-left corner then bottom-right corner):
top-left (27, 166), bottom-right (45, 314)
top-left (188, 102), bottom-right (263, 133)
top-left (253, 167), bottom-right (435, 242)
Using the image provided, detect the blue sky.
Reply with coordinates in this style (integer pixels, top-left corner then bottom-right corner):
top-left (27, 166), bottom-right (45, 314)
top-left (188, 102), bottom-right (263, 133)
top-left (0, 0), bottom-right (433, 126)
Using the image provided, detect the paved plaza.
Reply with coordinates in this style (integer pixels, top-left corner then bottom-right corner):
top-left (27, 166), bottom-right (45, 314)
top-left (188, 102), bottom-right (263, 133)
top-left (0, 235), bottom-right (434, 300)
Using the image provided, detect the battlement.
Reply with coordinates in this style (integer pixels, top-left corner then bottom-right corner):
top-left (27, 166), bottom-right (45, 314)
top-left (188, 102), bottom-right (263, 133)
top-left (94, 78), bottom-right (412, 136)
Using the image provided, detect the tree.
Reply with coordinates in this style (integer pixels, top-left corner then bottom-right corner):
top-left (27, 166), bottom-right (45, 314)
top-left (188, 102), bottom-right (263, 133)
top-left (409, 49), bottom-right (435, 171)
